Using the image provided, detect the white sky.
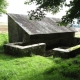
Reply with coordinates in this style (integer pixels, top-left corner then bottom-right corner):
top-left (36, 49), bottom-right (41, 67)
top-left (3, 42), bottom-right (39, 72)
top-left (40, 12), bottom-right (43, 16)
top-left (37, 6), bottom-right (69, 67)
top-left (0, 0), bottom-right (69, 23)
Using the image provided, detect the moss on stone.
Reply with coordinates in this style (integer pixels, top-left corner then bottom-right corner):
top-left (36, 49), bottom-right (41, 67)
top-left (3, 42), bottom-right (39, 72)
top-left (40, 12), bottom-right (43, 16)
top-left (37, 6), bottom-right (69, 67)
top-left (69, 45), bottom-right (80, 51)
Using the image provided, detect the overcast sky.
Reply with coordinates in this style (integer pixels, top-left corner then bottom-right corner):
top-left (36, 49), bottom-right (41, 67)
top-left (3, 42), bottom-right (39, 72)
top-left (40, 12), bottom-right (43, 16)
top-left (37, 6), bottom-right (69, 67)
top-left (0, 0), bottom-right (69, 23)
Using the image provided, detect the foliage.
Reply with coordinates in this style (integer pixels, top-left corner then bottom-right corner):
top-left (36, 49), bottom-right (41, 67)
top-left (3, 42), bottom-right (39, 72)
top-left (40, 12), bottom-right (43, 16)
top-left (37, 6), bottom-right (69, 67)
top-left (0, 33), bottom-right (8, 53)
top-left (0, 33), bottom-right (8, 45)
top-left (25, 0), bottom-right (80, 26)
top-left (0, 0), bottom-right (8, 15)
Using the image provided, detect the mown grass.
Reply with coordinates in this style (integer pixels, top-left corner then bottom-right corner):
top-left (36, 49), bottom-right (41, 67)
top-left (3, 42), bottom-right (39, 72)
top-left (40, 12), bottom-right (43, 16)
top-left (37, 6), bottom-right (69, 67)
top-left (0, 33), bottom-right (80, 80)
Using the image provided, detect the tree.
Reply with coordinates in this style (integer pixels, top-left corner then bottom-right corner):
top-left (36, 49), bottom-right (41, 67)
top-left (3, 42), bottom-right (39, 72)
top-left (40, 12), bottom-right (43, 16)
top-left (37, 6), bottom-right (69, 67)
top-left (25, 0), bottom-right (80, 26)
top-left (0, 0), bottom-right (8, 16)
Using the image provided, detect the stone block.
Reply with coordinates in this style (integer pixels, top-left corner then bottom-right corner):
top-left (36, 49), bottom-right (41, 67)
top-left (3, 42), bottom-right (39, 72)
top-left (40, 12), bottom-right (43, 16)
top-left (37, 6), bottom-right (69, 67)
top-left (53, 45), bottom-right (80, 58)
top-left (4, 42), bottom-right (46, 57)
top-left (53, 48), bottom-right (69, 58)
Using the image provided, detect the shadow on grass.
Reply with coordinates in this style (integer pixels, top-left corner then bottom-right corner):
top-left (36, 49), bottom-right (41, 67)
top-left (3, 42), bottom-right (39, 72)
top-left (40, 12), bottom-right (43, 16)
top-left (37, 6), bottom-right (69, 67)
top-left (20, 55), bottom-right (78, 80)
top-left (44, 55), bottom-right (80, 80)
top-left (0, 45), bottom-right (4, 53)
top-left (20, 68), bottom-right (80, 80)
top-left (17, 56), bottom-right (80, 80)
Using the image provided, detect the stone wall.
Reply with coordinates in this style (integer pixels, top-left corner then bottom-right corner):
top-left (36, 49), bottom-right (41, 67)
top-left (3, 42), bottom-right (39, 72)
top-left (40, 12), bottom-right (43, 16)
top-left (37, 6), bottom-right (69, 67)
top-left (53, 44), bottom-right (80, 58)
top-left (30, 32), bottom-right (75, 49)
top-left (73, 37), bottom-right (80, 45)
top-left (4, 42), bottom-right (46, 57)
top-left (8, 16), bottom-right (30, 43)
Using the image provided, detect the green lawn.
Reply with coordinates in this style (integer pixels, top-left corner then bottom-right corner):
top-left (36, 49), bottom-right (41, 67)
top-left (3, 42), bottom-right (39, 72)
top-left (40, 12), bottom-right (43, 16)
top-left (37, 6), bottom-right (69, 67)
top-left (0, 33), bottom-right (80, 80)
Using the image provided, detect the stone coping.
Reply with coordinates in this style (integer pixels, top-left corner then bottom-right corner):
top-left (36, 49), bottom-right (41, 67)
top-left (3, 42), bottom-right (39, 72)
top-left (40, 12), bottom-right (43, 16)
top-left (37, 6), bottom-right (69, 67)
top-left (53, 45), bottom-right (80, 52)
top-left (5, 42), bottom-right (45, 49)
top-left (53, 48), bottom-right (69, 52)
top-left (4, 42), bottom-right (46, 57)
top-left (53, 45), bottom-right (80, 58)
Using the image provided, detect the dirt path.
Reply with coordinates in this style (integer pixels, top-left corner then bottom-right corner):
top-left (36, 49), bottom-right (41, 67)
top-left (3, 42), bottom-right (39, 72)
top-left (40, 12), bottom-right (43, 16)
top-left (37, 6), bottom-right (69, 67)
top-left (0, 25), bottom-right (8, 33)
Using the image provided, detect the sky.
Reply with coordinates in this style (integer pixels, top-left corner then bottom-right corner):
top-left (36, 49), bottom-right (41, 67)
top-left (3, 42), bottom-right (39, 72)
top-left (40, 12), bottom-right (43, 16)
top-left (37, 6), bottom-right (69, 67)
top-left (0, 0), bottom-right (69, 23)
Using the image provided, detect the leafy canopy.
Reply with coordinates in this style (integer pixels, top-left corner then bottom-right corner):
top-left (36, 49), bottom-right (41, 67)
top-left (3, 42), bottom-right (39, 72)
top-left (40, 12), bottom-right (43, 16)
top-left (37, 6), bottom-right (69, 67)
top-left (0, 0), bottom-right (8, 15)
top-left (25, 0), bottom-right (80, 26)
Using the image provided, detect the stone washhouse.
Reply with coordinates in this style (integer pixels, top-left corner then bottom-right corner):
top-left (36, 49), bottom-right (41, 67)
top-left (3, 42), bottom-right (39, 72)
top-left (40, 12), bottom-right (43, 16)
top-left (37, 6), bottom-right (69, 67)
top-left (4, 13), bottom-right (80, 57)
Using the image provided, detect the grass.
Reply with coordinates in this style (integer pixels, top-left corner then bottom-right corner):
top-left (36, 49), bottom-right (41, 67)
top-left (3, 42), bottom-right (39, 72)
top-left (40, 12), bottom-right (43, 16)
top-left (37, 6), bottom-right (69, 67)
top-left (75, 32), bottom-right (80, 38)
top-left (0, 33), bottom-right (8, 53)
top-left (0, 33), bottom-right (80, 80)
